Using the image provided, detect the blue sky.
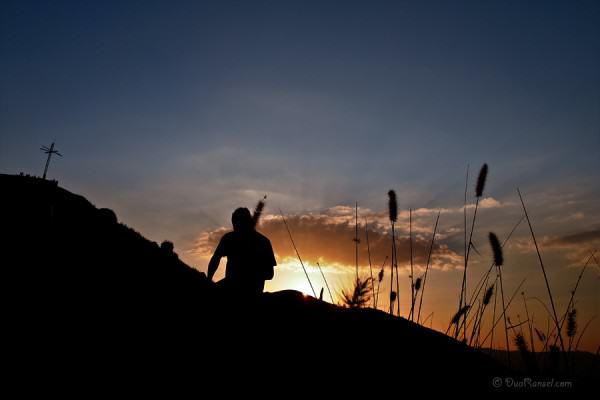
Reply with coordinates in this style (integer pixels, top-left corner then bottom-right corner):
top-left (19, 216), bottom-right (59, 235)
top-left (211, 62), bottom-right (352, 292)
top-left (3, 2), bottom-right (598, 201)
top-left (1, 1), bottom-right (599, 349)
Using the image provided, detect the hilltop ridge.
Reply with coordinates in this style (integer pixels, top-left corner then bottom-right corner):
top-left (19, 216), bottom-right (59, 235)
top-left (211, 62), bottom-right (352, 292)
top-left (2, 173), bottom-right (520, 392)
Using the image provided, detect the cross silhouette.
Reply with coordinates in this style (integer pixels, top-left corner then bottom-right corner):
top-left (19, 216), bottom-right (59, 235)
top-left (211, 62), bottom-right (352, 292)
top-left (40, 142), bottom-right (62, 179)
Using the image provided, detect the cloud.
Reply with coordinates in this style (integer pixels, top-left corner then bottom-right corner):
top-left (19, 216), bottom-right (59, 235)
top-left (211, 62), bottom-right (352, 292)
top-left (463, 197), bottom-right (507, 210)
top-left (544, 229), bottom-right (600, 247)
top-left (478, 197), bottom-right (505, 209)
top-left (294, 197), bottom-right (506, 234)
top-left (510, 229), bottom-right (600, 266)
top-left (545, 212), bottom-right (585, 224)
top-left (190, 207), bottom-right (464, 272)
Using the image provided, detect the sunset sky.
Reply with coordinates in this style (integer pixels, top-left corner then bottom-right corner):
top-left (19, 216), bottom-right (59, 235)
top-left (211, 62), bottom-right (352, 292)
top-left (1, 1), bottom-right (598, 351)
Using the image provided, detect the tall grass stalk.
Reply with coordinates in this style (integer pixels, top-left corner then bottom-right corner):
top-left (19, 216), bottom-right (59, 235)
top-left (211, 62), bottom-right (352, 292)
top-left (409, 208), bottom-right (414, 321)
top-left (422, 312), bottom-right (434, 328)
top-left (470, 279), bottom-right (494, 347)
top-left (417, 211), bottom-right (440, 324)
top-left (554, 250), bottom-right (596, 348)
top-left (489, 270), bottom-right (499, 354)
top-left (375, 256), bottom-right (387, 309)
top-left (566, 308), bottom-right (577, 352)
top-left (575, 316), bottom-right (597, 352)
top-left (459, 164), bottom-right (469, 336)
top-left (411, 277), bottom-right (422, 320)
top-left (451, 305), bottom-right (471, 328)
top-left (468, 300), bottom-right (483, 345)
top-left (341, 277), bottom-right (373, 308)
top-left (476, 283), bottom-right (495, 347)
top-left (388, 190), bottom-right (398, 315)
top-left (463, 216), bottom-right (524, 326)
top-left (535, 327), bottom-right (547, 354)
top-left (364, 217), bottom-right (376, 308)
top-left (528, 296), bottom-right (555, 352)
top-left (354, 202), bottom-right (359, 281)
top-left (577, 254), bottom-right (600, 352)
top-left (462, 164), bottom-right (469, 315)
top-left (395, 237), bottom-right (400, 317)
top-left (251, 195), bottom-right (267, 227)
top-left (457, 163), bottom-right (487, 339)
top-left (521, 292), bottom-right (535, 354)
top-left (515, 332), bottom-right (538, 374)
top-left (517, 188), bottom-right (567, 356)
top-left (489, 231), bottom-right (511, 367)
top-left (279, 208), bottom-right (316, 297)
top-left (459, 217), bottom-right (520, 343)
top-left (507, 316), bottom-right (529, 333)
top-left (545, 317), bottom-right (551, 353)
top-left (480, 278), bottom-right (526, 347)
top-left (316, 262), bottom-right (334, 303)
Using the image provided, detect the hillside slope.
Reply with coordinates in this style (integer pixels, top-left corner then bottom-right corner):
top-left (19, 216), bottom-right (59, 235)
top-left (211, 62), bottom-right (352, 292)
top-left (2, 174), bottom-right (524, 392)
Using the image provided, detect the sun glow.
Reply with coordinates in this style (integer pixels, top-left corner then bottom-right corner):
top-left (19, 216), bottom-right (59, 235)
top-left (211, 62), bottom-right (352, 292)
top-left (265, 258), bottom-right (353, 302)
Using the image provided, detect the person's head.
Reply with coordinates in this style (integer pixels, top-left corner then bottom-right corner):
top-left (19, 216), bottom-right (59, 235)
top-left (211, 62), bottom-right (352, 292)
top-left (232, 207), bottom-right (253, 232)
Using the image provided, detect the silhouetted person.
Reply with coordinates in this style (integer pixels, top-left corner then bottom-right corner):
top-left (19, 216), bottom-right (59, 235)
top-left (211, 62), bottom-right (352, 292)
top-left (207, 207), bottom-right (276, 296)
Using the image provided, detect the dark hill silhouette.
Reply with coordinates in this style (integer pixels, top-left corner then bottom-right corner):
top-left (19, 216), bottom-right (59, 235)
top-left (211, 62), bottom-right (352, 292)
top-left (2, 173), bottom-right (562, 393)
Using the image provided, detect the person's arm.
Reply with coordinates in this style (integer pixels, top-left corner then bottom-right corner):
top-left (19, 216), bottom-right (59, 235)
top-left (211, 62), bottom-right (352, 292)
top-left (261, 238), bottom-right (277, 280)
top-left (267, 238), bottom-right (277, 267)
top-left (207, 239), bottom-right (225, 281)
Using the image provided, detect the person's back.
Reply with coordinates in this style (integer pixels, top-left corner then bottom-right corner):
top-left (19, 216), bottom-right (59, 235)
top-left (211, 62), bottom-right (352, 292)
top-left (207, 208), bottom-right (276, 296)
